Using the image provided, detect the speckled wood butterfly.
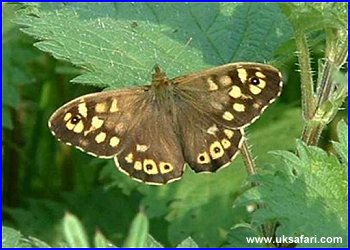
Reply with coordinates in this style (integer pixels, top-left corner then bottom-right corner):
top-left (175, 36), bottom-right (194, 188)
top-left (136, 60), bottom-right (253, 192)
top-left (49, 63), bottom-right (283, 185)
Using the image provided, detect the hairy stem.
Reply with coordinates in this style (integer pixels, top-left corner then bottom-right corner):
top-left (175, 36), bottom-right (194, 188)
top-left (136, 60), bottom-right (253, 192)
top-left (295, 32), bottom-right (316, 121)
top-left (240, 138), bottom-right (256, 176)
top-left (240, 137), bottom-right (275, 241)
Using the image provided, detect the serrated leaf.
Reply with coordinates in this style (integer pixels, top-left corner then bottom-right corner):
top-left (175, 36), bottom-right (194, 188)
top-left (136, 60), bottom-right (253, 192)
top-left (176, 237), bottom-right (199, 248)
top-left (333, 120), bottom-right (348, 166)
top-left (145, 234), bottom-right (164, 248)
top-left (15, 2), bottom-right (291, 89)
top-left (2, 226), bottom-right (52, 248)
top-left (280, 2), bottom-right (347, 32)
top-left (62, 212), bottom-right (90, 248)
top-left (2, 226), bottom-right (29, 248)
top-left (123, 211), bottom-right (149, 248)
top-left (234, 140), bottom-right (348, 247)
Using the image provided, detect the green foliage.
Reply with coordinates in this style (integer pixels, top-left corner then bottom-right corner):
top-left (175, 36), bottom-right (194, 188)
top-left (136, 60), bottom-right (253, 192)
top-left (2, 2), bottom-right (347, 249)
top-left (230, 120), bottom-right (348, 247)
top-left (2, 226), bottom-right (51, 248)
top-left (15, 2), bottom-right (291, 88)
top-left (2, 4), bottom-right (40, 129)
top-left (123, 211), bottom-right (149, 248)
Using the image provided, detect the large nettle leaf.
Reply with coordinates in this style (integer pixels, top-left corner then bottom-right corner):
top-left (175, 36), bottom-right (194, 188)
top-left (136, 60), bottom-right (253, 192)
top-left (229, 120), bottom-right (348, 247)
top-left (16, 2), bottom-right (292, 89)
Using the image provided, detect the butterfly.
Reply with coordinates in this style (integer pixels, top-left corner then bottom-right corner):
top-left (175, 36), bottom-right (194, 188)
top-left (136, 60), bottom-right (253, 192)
top-left (48, 63), bottom-right (283, 185)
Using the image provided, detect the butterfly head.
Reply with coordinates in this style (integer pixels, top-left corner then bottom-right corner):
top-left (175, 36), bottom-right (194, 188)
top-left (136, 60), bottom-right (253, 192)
top-left (152, 64), bottom-right (169, 87)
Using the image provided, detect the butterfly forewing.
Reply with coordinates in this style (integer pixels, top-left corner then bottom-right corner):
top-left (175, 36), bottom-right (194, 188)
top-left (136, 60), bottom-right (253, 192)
top-left (174, 63), bottom-right (283, 128)
top-left (48, 89), bottom-right (146, 158)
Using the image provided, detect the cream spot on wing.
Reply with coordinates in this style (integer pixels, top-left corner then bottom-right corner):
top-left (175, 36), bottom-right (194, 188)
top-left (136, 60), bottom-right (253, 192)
top-left (219, 75), bottom-right (232, 86)
top-left (253, 103), bottom-right (260, 109)
top-left (134, 161), bottom-right (142, 170)
top-left (66, 122), bottom-right (75, 130)
top-left (78, 103), bottom-right (88, 117)
top-left (249, 85), bottom-right (262, 95)
top-left (197, 152), bottom-right (211, 164)
top-left (229, 85), bottom-right (242, 98)
top-left (257, 79), bottom-right (266, 89)
top-left (207, 77), bottom-right (219, 91)
top-left (109, 136), bottom-right (120, 147)
top-left (95, 102), bottom-right (108, 113)
top-left (95, 132), bottom-right (106, 143)
top-left (159, 162), bottom-right (173, 174)
top-left (64, 112), bottom-right (72, 122)
top-left (143, 159), bottom-right (158, 174)
top-left (209, 141), bottom-right (224, 159)
top-left (221, 138), bottom-right (231, 149)
top-left (233, 103), bottom-right (246, 112)
top-left (73, 121), bottom-right (84, 133)
top-left (91, 116), bottom-right (104, 129)
top-left (224, 129), bottom-right (234, 139)
top-left (109, 98), bottom-right (119, 112)
top-left (255, 72), bottom-right (266, 78)
top-left (125, 153), bottom-right (133, 163)
top-left (223, 111), bottom-right (234, 121)
top-left (237, 68), bottom-right (248, 82)
top-left (136, 144), bottom-right (149, 152)
top-left (210, 101), bottom-right (224, 110)
top-left (207, 124), bottom-right (219, 135)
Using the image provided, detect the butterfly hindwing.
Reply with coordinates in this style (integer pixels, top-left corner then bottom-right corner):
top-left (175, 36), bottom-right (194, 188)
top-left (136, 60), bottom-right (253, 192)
top-left (114, 105), bottom-right (186, 184)
top-left (175, 100), bottom-right (244, 173)
top-left (174, 63), bottom-right (283, 128)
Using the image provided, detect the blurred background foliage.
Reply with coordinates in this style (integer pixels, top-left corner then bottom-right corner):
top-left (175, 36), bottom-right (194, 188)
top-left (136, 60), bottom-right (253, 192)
top-left (2, 2), bottom-right (347, 248)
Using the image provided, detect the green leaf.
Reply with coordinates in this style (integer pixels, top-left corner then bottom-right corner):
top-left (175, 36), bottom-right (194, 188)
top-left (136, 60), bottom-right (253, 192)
top-left (233, 140), bottom-right (348, 247)
top-left (123, 211), bottom-right (149, 248)
top-left (145, 234), bottom-right (164, 248)
top-left (16, 2), bottom-right (291, 89)
top-left (63, 212), bottom-right (90, 247)
top-left (225, 223), bottom-right (264, 248)
top-left (280, 2), bottom-right (347, 33)
top-left (94, 230), bottom-right (116, 248)
top-left (2, 226), bottom-right (51, 248)
top-left (176, 237), bottom-right (199, 248)
top-left (2, 3), bottom-right (38, 129)
top-left (333, 120), bottom-right (348, 166)
top-left (27, 236), bottom-right (52, 248)
top-left (2, 226), bottom-right (29, 248)
top-left (2, 107), bottom-right (13, 130)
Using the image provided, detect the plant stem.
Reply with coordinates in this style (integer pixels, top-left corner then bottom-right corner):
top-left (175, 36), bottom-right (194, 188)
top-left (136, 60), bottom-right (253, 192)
top-left (240, 137), bottom-right (275, 241)
top-left (240, 138), bottom-right (256, 176)
top-left (295, 32), bottom-right (316, 121)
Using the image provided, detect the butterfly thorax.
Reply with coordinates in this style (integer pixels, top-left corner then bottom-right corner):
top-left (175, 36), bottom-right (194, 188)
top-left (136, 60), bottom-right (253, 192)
top-left (149, 65), bottom-right (177, 106)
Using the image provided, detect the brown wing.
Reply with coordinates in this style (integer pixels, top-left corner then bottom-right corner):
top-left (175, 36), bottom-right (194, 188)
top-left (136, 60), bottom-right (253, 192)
top-left (49, 87), bottom-right (185, 185)
top-left (173, 62), bottom-right (283, 129)
top-left (48, 88), bottom-right (145, 158)
top-left (114, 102), bottom-right (185, 185)
top-left (175, 99), bottom-right (244, 173)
